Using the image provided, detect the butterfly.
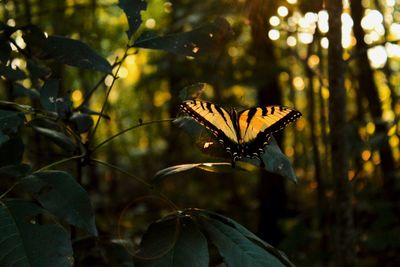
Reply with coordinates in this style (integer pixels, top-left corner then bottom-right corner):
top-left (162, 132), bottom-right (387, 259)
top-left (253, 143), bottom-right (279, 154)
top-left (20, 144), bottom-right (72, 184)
top-left (180, 100), bottom-right (301, 167)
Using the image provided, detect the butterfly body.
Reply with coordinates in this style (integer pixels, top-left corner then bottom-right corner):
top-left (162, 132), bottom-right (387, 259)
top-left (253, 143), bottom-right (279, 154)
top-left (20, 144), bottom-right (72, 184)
top-left (180, 100), bottom-right (301, 166)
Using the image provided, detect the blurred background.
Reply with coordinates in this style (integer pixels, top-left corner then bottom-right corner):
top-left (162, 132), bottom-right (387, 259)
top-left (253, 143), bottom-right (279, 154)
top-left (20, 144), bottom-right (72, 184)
top-left (1, 0), bottom-right (400, 266)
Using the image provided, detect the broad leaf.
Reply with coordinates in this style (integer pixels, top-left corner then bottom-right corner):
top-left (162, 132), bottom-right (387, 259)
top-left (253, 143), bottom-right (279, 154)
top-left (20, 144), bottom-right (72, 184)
top-left (0, 199), bottom-right (73, 267)
top-left (43, 36), bottom-right (112, 73)
top-left (134, 18), bottom-right (233, 57)
top-left (135, 215), bottom-right (209, 267)
top-left (197, 213), bottom-right (288, 267)
top-left (118, 0), bottom-right (147, 40)
top-left (27, 59), bottom-right (51, 79)
top-left (21, 171), bottom-right (97, 236)
top-left (197, 210), bottom-right (295, 267)
top-left (31, 126), bottom-right (76, 153)
top-left (0, 137), bottom-right (24, 167)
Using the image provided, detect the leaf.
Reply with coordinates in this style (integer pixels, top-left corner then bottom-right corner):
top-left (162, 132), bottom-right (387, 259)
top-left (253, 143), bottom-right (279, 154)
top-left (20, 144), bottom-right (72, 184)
top-left (197, 210), bottom-right (295, 267)
top-left (0, 100), bottom-right (34, 113)
top-left (0, 199), bottom-right (73, 267)
top-left (40, 79), bottom-right (59, 112)
top-left (0, 109), bottom-right (24, 135)
top-left (135, 215), bottom-right (209, 267)
top-left (153, 162), bottom-right (254, 184)
top-left (0, 137), bottom-right (24, 167)
top-left (0, 65), bottom-right (26, 80)
top-left (0, 163), bottom-right (31, 179)
top-left (0, 131), bottom-right (9, 145)
top-left (13, 83), bottom-right (40, 99)
top-left (69, 113), bottom-right (93, 133)
top-left (118, 0), bottom-right (148, 40)
top-left (178, 83), bottom-right (206, 101)
top-left (27, 59), bottom-right (51, 79)
top-left (134, 17), bottom-right (233, 57)
top-left (197, 213), bottom-right (288, 267)
top-left (21, 171), bottom-right (97, 236)
top-left (43, 35), bottom-right (112, 73)
top-left (258, 137), bottom-right (298, 183)
top-left (31, 126), bottom-right (76, 153)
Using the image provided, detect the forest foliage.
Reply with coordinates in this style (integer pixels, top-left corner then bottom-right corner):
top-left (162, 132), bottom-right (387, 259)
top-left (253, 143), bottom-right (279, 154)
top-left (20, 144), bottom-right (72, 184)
top-left (0, 0), bottom-right (400, 266)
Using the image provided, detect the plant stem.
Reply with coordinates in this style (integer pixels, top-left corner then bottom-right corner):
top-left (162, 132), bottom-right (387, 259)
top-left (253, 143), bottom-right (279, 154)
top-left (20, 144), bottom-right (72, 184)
top-left (35, 154), bottom-right (85, 173)
top-left (92, 118), bottom-right (175, 152)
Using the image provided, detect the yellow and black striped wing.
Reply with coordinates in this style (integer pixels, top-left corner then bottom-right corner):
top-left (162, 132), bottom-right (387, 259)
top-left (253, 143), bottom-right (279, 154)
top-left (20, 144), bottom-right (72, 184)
top-left (180, 100), bottom-right (239, 144)
top-left (238, 106), bottom-right (301, 144)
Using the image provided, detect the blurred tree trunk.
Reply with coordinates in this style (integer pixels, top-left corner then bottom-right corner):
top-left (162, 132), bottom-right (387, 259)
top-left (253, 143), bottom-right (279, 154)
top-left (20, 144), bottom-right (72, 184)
top-left (327, 1), bottom-right (356, 266)
top-left (247, 0), bottom-right (287, 246)
top-left (351, 0), bottom-right (397, 200)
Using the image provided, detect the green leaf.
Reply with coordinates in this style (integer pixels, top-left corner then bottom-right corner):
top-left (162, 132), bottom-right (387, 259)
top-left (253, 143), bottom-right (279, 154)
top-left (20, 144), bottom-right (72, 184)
top-left (135, 215), bottom-right (209, 267)
top-left (134, 17), bottom-right (233, 57)
top-left (21, 171), bottom-right (97, 236)
top-left (0, 137), bottom-right (24, 167)
top-left (0, 109), bottom-right (24, 135)
top-left (43, 36), bottom-right (112, 73)
top-left (153, 162), bottom-right (254, 184)
top-left (27, 59), bottom-right (51, 79)
top-left (31, 126), bottom-right (76, 153)
top-left (0, 131), bottom-right (9, 145)
top-left (40, 79), bottom-right (59, 112)
top-left (258, 137), bottom-right (297, 183)
top-left (197, 213), bottom-right (288, 267)
top-left (0, 163), bottom-right (31, 179)
top-left (0, 65), bottom-right (26, 80)
top-left (13, 83), bottom-right (40, 99)
top-left (197, 210), bottom-right (295, 267)
top-left (118, 0), bottom-right (147, 40)
top-left (69, 113), bottom-right (93, 133)
top-left (0, 199), bottom-right (73, 267)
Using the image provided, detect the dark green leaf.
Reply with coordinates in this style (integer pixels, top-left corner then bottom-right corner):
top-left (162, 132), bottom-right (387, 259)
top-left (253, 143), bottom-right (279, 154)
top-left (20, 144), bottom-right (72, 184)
top-left (0, 100), bottom-right (34, 113)
top-left (27, 59), bottom-right (51, 79)
top-left (21, 171), bottom-right (97, 236)
top-left (43, 36), bottom-right (112, 73)
top-left (40, 79), bottom-right (59, 112)
top-left (0, 137), bottom-right (24, 167)
top-left (0, 36), bottom-right (11, 63)
top-left (197, 213), bottom-right (287, 267)
top-left (13, 83), bottom-right (40, 99)
top-left (31, 126), bottom-right (76, 153)
top-left (0, 131), bottom-right (9, 145)
top-left (197, 210), bottom-right (295, 267)
top-left (0, 199), bottom-right (73, 267)
top-left (0, 163), bottom-right (31, 179)
top-left (134, 18), bottom-right (233, 57)
top-left (102, 241), bottom-right (135, 267)
top-left (69, 113), bottom-right (93, 133)
top-left (118, 0), bottom-right (147, 40)
top-left (135, 215), bottom-right (209, 267)
top-left (0, 109), bottom-right (24, 135)
top-left (0, 65), bottom-right (26, 80)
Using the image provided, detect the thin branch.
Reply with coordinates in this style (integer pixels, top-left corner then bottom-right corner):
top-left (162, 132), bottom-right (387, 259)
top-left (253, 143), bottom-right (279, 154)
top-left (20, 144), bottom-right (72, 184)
top-left (92, 118), bottom-right (175, 152)
top-left (35, 154), bottom-right (85, 173)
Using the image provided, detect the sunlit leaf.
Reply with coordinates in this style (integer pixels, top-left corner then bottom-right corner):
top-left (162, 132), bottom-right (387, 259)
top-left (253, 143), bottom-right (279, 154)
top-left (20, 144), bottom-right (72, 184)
top-left (118, 0), bottom-right (147, 40)
top-left (0, 199), bottom-right (73, 267)
top-left (134, 17), bottom-right (233, 57)
top-left (135, 215), bottom-right (209, 267)
top-left (21, 171), bottom-right (98, 236)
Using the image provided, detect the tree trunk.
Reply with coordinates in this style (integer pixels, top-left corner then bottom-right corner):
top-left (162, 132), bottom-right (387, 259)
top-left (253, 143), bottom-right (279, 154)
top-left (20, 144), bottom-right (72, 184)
top-left (327, 1), bottom-right (356, 266)
top-left (351, 0), bottom-right (397, 200)
top-left (247, 0), bottom-right (288, 246)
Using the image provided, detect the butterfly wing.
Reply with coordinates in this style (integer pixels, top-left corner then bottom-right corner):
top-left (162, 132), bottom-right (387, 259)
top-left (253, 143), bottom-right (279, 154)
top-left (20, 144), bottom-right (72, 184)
top-left (238, 106), bottom-right (301, 157)
top-left (180, 100), bottom-right (239, 154)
